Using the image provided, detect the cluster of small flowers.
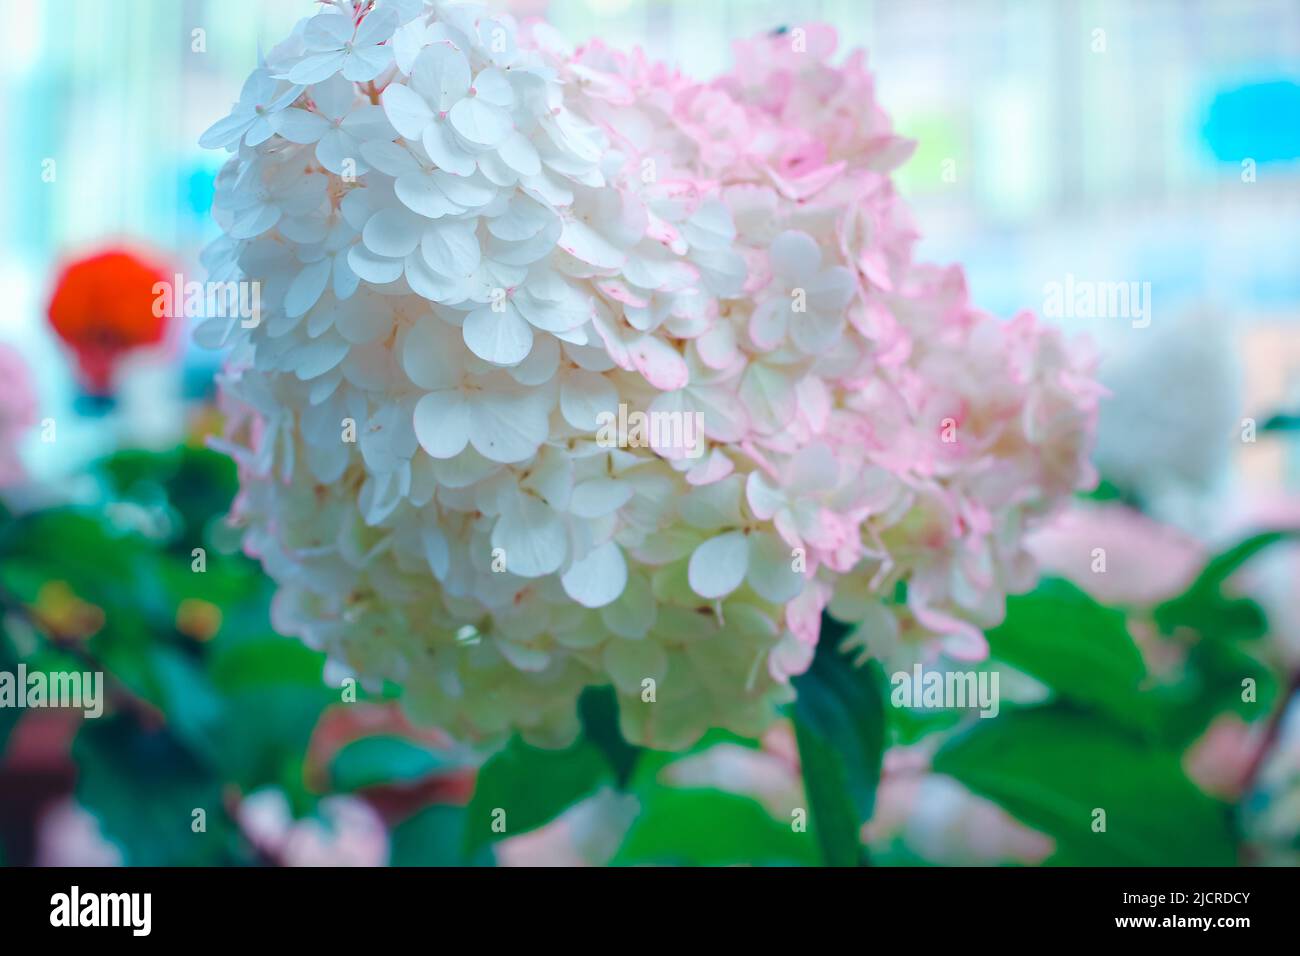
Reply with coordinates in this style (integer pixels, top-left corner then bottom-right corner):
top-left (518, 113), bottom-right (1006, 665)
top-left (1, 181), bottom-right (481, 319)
top-left (202, 0), bottom-right (1098, 749)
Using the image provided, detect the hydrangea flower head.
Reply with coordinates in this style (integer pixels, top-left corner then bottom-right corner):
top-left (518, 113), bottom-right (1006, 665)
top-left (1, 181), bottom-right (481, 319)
top-left (202, 1), bottom-right (1098, 749)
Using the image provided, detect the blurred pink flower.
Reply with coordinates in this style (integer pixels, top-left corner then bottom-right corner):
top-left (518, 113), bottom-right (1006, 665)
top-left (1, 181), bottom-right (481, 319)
top-left (0, 344), bottom-right (38, 488)
top-left (238, 789), bottom-right (389, 867)
top-left (1184, 713), bottom-right (1260, 801)
top-left (865, 748), bottom-right (1055, 865)
top-left (35, 798), bottom-right (124, 867)
top-left (1025, 500), bottom-right (1206, 605)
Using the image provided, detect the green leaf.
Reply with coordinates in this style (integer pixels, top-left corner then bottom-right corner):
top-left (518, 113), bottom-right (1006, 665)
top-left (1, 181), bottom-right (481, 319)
top-left (790, 619), bottom-right (886, 866)
top-left (0, 509), bottom-right (156, 610)
top-left (0, 629), bottom-right (18, 755)
top-left (986, 579), bottom-right (1149, 727)
top-left (211, 687), bottom-right (331, 797)
top-left (95, 446), bottom-right (238, 556)
top-left (1262, 411), bottom-right (1300, 431)
top-left (147, 644), bottom-right (226, 764)
top-left (933, 706), bottom-right (1237, 866)
top-left (209, 634), bottom-right (327, 691)
top-left (577, 685), bottom-right (642, 788)
top-left (613, 788), bottom-right (819, 866)
top-left (330, 735), bottom-right (464, 792)
top-left (390, 805), bottom-right (493, 867)
top-left (464, 735), bottom-right (611, 855)
top-left (206, 635), bottom-right (334, 794)
top-left (74, 715), bottom-right (235, 866)
top-left (1151, 639), bottom-right (1277, 746)
top-left (1155, 530), bottom-right (1299, 638)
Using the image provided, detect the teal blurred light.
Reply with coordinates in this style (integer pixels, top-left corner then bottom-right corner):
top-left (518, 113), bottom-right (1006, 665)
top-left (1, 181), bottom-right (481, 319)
top-left (1203, 80), bottom-right (1300, 163)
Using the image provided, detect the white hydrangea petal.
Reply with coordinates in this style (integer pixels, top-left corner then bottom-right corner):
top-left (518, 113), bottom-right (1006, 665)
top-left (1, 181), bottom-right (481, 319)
top-left (629, 336), bottom-right (689, 391)
top-left (744, 470), bottom-right (786, 521)
top-left (411, 43), bottom-right (471, 111)
top-left (382, 83), bottom-right (434, 139)
top-left (769, 229), bottom-right (821, 280)
top-left (395, 174), bottom-right (461, 219)
top-left (746, 530), bottom-right (806, 604)
top-left (497, 131), bottom-right (542, 177)
top-left (807, 266), bottom-right (857, 311)
top-left (488, 196), bottom-right (552, 242)
top-left (477, 18), bottom-right (518, 66)
top-left (559, 220), bottom-right (624, 270)
top-left (402, 318), bottom-right (463, 389)
top-left (311, 73), bottom-right (357, 119)
top-left (293, 334), bottom-right (349, 380)
top-left (570, 479), bottom-right (633, 519)
top-left (341, 103), bottom-right (395, 139)
top-left (335, 295), bottom-right (390, 345)
top-left (560, 369), bottom-right (617, 431)
top-left (422, 122), bottom-right (477, 177)
top-left (599, 571), bottom-right (656, 639)
top-left (198, 112), bottom-right (254, 150)
top-left (561, 540), bottom-right (627, 608)
top-left (688, 531), bottom-right (749, 599)
top-left (354, 7), bottom-right (399, 46)
top-left (360, 140), bottom-right (423, 178)
top-left (230, 204), bottom-right (281, 240)
top-left (602, 638), bottom-right (667, 695)
top-left (420, 220), bottom-right (481, 276)
top-left (343, 45), bottom-right (392, 82)
top-left (469, 387), bottom-right (551, 463)
top-left (423, 525), bottom-right (451, 579)
top-left (285, 258), bottom-right (333, 318)
top-left (316, 129), bottom-right (362, 175)
top-left (363, 208), bottom-right (423, 258)
top-left (789, 308), bottom-right (845, 355)
top-left (433, 172), bottom-right (495, 209)
top-left (512, 288), bottom-right (586, 334)
top-left (405, 252), bottom-right (471, 302)
top-left (448, 97), bottom-right (511, 147)
top-left (288, 50), bottom-right (350, 85)
top-left (194, 315), bottom-right (236, 350)
top-left (304, 12), bottom-right (355, 47)
top-left (492, 493), bottom-right (567, 577)
top-left (392, 19), bottom-right (430, 74)
top-left (507, 333), bottom-right (561, 385)
top-left (463, 305), bottom-right (534, 366)
top-left (748, 297), bottom-right (788, 350)
top-left (347, 245), bottom-right (404, 284)
top-left (332, 251), bottom-right (360, 300)
top-left (274, 107), bottom-right (330, 144)
top-left (413, 389), bottom-right (471, 459)
top-left (471, 68), bottom-right (515, 109)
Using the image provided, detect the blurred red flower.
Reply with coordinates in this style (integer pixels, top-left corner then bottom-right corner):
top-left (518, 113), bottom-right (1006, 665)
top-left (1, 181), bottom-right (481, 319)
top-left (46, 247), bottom-right (172, 395)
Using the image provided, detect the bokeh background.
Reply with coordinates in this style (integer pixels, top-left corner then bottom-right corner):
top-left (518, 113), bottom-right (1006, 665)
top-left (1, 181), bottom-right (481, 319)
top-left (1, 0), bottom-right (1298, 866)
